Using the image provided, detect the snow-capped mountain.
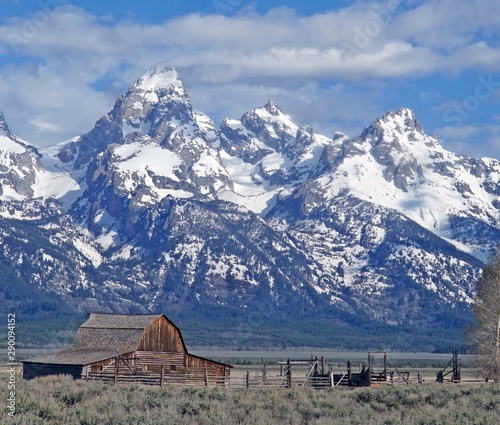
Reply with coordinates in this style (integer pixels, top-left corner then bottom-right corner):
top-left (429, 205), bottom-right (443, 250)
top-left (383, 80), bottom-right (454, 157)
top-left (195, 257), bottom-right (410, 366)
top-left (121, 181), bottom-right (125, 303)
top-left (0, 112), bottom-right (78, 204)
top-left (276, 108), bottom-right (500, 260)
top-left (218, 100), bottom-right (337, 213)
top-left (1, 66), bottom-right (499, 349)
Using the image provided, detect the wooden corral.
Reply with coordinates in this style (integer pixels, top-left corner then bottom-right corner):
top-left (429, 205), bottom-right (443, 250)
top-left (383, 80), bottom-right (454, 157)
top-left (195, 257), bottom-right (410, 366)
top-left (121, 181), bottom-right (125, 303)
top-left (271, 353), bottom-right (403, 389)
top-left (436, 348), bottom-right (461, 383)
top-left (22, 313), bottom-right (231, 386)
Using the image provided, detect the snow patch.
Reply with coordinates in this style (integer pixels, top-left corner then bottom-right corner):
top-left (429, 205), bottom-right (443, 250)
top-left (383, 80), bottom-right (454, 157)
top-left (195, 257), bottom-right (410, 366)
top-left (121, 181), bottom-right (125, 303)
top-left (72, 239), bottom-right (102, 267)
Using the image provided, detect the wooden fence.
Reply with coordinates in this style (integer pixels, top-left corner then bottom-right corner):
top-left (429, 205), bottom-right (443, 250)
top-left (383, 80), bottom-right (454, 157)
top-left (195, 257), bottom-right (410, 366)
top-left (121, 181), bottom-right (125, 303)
top-left (75, 355), bottom-right (386, 389)
top-left (87, 366), bottom-right (228, 387)
top-left (86, 366), bottom-right (337, 389)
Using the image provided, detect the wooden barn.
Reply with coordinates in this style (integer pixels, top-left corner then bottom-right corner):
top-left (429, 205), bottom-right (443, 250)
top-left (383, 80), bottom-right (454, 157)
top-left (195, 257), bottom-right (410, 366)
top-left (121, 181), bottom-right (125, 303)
top-left (22, 313), bottom-right (231, 386)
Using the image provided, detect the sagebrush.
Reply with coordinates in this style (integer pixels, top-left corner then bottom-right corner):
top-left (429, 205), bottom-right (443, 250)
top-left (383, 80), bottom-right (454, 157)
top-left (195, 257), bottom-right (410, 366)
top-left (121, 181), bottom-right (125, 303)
top-left (4, 375), bottom-right (500, 424)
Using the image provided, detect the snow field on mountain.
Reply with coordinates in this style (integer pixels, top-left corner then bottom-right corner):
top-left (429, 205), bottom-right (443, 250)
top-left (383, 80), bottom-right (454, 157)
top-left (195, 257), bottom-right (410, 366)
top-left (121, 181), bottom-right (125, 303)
top-left (137, 67), bottom-right (183, 91)
top-left (218, 149), bottom-right (280, 213)
top-left (114, 141), bottom-right (182, 178)
top-left (0, 133), bottom-right (26, 154)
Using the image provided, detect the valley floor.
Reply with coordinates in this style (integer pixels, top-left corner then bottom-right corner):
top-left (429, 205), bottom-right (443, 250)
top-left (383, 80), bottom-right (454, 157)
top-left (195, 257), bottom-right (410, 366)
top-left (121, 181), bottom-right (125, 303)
top-left (3, 374), bottom-right (500, 424)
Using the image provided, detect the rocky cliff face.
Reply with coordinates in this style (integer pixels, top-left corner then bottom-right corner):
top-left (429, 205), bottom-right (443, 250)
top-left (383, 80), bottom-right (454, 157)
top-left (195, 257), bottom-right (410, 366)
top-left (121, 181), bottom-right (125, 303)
top-left (1, 66), bottom-right (499, 348)
top-left (0, 112), bottom-right (44, 199)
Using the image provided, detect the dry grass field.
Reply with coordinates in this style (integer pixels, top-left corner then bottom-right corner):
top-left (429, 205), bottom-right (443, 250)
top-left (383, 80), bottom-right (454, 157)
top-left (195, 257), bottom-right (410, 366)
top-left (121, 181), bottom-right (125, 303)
top-left (2, 373), bottom-right (499, 425)
top-left (2, 351), bottom-right (498, 424)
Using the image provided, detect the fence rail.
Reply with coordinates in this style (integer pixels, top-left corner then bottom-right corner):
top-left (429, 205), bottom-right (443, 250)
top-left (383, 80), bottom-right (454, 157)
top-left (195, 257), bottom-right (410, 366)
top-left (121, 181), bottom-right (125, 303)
top-left (85, 370), bottom-right (350, 389)
top-left (87, 370), bottom-right (229, 387)
top-left (9, 350), bottom-right (486, 389)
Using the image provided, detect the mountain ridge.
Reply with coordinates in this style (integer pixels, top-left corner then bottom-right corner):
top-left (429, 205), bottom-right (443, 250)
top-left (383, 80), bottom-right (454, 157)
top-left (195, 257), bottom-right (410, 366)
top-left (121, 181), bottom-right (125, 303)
top-left (1, 66), bottom-right (499, 349)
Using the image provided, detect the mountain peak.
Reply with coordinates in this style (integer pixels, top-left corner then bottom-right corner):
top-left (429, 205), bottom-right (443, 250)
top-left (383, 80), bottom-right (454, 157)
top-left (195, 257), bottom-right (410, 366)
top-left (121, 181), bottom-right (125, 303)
top-left (263, 100), bottom-right (284, 116)
top-left (134, 66), bottom-right (183, 92)
top-left (378, 107), bottom-right (424, 134)
top-left (394, 107), bottom-right (415, 119)
top-left (0, 111), bottom-right (13, 137)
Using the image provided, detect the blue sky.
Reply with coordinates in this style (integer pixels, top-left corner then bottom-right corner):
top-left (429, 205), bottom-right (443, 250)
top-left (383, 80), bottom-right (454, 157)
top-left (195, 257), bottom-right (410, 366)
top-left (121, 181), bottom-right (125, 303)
top-left (1, 1), bottom-right (500, 158)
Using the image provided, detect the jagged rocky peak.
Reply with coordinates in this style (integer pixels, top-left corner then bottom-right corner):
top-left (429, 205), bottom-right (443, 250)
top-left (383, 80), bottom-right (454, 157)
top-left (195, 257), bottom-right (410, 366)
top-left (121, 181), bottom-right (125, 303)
top-left (119, 66), bottom-right (191, 126)
top-left (357, 107), bottom-right (435, 155)
top-left (244, 101), bottom-right (299, 151)
top-left (330, 108), bottom-right (446, 193)
top-left (57, 66), bottom-right (198, 167)
top-left (63, 65), bottom-right (234, 235)
top-left (0, 111), bottom-right (8, 130)
top-left (220, 100), bottom-right (298, 163)
top-left (136, 66), bottom-right (182, 89)
top-left (371, 107), bottom-right (425, 136)
top-left (0, 112), bottom-right (44, 200)
top-left (130, 66), bottom-right (188, 103)
top-left (262, 100), bottom-right (284, 116)
top-left (255, 100), bottom-right (296, 129)
top-left (0, 111), bottom-right (36, 154)
top-left (0, 111), bottom-right (15, 140)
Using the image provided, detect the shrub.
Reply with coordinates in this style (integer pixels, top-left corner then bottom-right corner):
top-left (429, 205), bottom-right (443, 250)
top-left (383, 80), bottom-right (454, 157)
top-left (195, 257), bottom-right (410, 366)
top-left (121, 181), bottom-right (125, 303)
top-left (9, 376), bottom-right (500, 425)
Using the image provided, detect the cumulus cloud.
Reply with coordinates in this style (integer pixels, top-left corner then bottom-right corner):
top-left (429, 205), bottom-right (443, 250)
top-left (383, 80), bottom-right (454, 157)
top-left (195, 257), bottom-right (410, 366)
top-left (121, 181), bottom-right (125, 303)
top-left (0, 1), bottom-right (499, 150)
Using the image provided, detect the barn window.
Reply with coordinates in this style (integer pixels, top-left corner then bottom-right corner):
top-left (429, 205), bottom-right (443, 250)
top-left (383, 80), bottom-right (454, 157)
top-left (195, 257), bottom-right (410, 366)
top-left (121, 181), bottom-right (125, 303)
top-left (170, 365), bottom-right (176, 371)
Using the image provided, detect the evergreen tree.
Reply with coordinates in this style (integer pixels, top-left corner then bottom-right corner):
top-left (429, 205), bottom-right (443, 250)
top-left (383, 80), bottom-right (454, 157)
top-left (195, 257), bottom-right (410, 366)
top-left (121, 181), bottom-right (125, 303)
top-left (473, 249), bottom-right (500, 381)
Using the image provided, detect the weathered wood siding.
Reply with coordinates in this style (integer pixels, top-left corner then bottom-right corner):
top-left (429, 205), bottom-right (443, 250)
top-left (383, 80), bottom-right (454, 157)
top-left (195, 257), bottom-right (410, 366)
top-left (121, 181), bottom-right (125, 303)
top-left (86, 352), bottom-right (135, 374)
top-left (136, 351), bottom-right (230, 377)
top-left (186, 354), bottom-right (230, 376)
top-left (185, 354), bottom-right (220, 368)
top-left (135, 351), bottom-right (185, 374)
top-left (137, 316), bottom-right (185, 353)
top-left (186, 354), bottom-right (231, 377)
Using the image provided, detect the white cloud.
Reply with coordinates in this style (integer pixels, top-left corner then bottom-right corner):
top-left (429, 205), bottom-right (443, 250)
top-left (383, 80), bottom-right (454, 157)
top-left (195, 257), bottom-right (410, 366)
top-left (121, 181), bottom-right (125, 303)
top-left (28, 119), bottom-right (61, 133)
top-left (0, 2), bottom-right (499, 148)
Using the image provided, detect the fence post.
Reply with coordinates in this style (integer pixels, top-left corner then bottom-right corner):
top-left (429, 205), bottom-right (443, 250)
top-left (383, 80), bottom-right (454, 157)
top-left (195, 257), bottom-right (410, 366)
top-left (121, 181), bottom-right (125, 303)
top-left (262, 359), bottom-right (267, 385)
top-left (382, 353), bottom-right (386, 381)
top-left (114, 354), bottom-right (118, 384)
top-left (205, 369), bottom-right (209, 387)
top-left (246, 370), bottom-right (250, 389)
top-left (453, 348), bottom-right (461, 383)
top-left (287, 359), bottom-right (292, 388)
top-left (160, 366), bottom-right (164, 387)
top-left (330, 372), bottom-right (334, 388)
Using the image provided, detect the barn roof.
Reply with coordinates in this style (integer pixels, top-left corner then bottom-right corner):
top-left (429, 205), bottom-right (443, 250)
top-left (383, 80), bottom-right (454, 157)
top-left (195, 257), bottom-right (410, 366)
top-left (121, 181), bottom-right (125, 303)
top-left (23, 348), bottom-right (132, 366)
top-left (71, 313), bottom-right (168, 353)
top-left (80, 313), bottom-right (163, 330)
